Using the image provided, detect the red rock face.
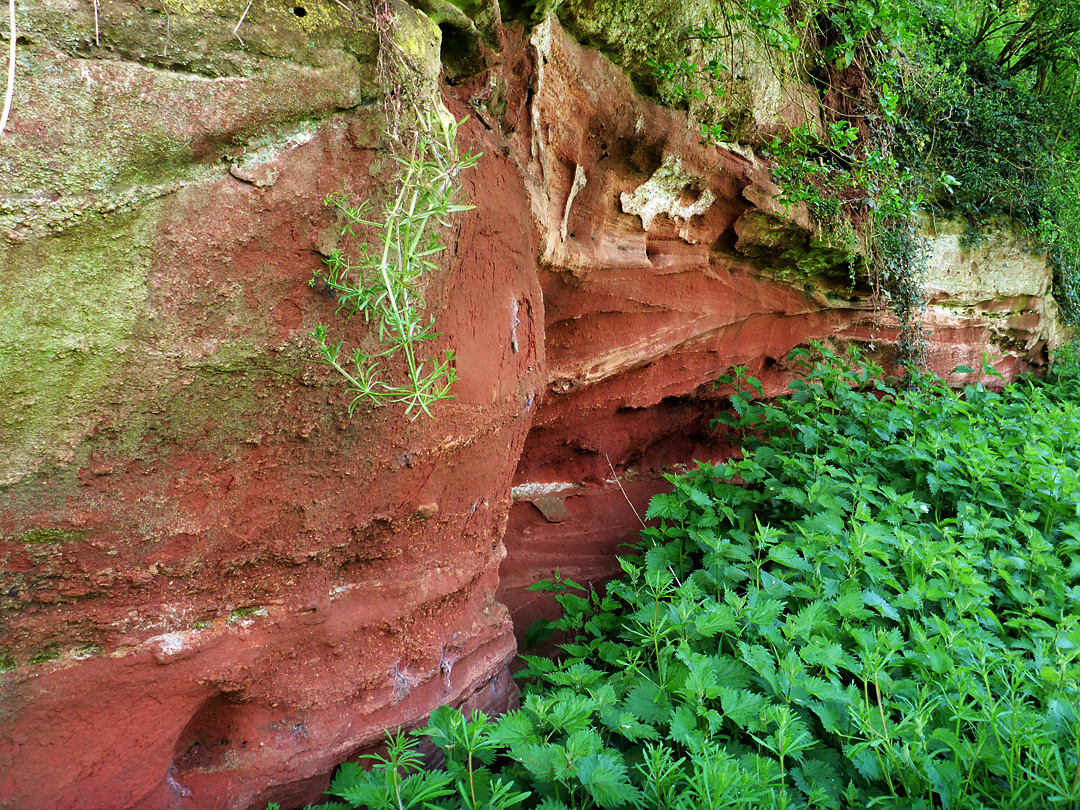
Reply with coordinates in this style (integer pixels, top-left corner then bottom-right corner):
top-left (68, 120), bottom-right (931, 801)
top-left (0, 8), bottom-right (1063, 810)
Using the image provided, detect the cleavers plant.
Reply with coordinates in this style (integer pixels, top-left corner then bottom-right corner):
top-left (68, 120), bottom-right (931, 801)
top-left (310, 106), bottom-right (477, 419)
top-left (309, 0), bottom-right (478, 420)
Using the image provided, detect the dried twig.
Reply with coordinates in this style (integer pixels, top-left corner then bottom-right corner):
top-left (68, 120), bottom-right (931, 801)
top-left (93, 0), bottom-right (100, 46)
top-left (0, 0), bottom-right (14, 137)
top-left (605, 453), bottom-right (646, 529)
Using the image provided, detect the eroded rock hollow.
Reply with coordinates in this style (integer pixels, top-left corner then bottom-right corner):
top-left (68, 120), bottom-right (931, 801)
top-left (0, 2), bottom-right (1064, 808)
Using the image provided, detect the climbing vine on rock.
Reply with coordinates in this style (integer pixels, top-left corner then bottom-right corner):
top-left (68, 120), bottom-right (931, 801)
top-left (646, 0), bottom-right (933, 368)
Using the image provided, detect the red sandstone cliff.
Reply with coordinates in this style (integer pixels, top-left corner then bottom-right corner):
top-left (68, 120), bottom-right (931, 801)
top-left (0, 3), bottom-right (1064, 809)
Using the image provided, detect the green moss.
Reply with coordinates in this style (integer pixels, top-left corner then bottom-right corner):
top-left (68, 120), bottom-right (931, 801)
top-left (227, 606), bottom-right (268, 623)
top-left (30, 647), bottom-right (62, 664)
top-left (555, 0), bottom-right (694, 85)
top-left (0, 211), bottom-right (155, 486)
top-left (0, 20), bottom-right (370, 213)
top-left (0, 655), bottom-right (15, 672)
top-left (19, 529), bottom-right (90, 545)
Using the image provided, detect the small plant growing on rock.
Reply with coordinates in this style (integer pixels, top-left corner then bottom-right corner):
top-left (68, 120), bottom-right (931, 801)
top-left (310, 0), bottom-right (478, 420)
top-left (310, 106), bottom-right (477, 419)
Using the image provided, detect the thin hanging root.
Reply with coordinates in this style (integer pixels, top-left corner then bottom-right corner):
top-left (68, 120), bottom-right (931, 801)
top-left (93, 0), bottom-right (99, 45)
top-left (605, 453), bottom-right (647, 529)
top-left (0, 0), bottom-right (13, 137)
top-left (233, 0), bottom-right (252, 46)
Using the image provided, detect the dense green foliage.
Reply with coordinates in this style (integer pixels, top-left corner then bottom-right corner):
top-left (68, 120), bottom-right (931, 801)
top-left (647, 0), bottom-right (1080, 337)
top-left (289, 344), bottom-right (1080, 810)
top-left (896, 9), bottom-right (1080, 322)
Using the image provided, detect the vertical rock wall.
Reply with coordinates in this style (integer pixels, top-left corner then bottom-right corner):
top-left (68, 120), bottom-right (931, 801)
top-left (0, 4), bottom-right (1065, 809)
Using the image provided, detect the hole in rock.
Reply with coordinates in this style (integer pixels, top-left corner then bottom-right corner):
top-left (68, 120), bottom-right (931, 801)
top-left (292, 5), bottom-right (307, 15)
top-left (438, 22), bottom-right (480, 80)
top-left (173, 694), bottom-right (244, 776)
top-left (711, 225), bottom-right (738, 254)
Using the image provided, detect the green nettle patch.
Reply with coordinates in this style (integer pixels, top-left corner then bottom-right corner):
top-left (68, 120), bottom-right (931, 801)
top-left (287, 344), bottom-right (1080, 810)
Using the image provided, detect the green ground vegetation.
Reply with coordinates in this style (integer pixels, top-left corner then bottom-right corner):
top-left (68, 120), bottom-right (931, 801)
top-left (282, 341), bottom-right (1080, 810)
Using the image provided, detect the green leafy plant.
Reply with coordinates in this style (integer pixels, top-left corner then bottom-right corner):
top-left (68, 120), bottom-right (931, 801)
top-left (895, 9), bottom-right (1080, 325)
top-left (310, 107), bottom-right (477, 418)
top-left (646, 1), bottom-right (933, 368)
top-left (647, 0), bottom-right (1080, 359)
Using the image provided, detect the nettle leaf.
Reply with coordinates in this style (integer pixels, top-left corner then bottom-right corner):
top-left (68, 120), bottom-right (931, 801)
top-left (602, 708), bottom-right (661, 742)
top-left (535, 799), bottom-right (573, 810)
top-left (564, 728), bottom-right (604, 761)
top-left (488, 710), bottom-right (536, 749)
top-left (799, 637), bottom-right (850, 674)
top-left (786, 603), bottom-right (833, 642)
top-left (516, 742), bottom-right (567, 782)
top-left (626, 678), bottom-right (672, 726)
top-left (746, 594), bottom-right (787, 627)
top-left (761, 570), bottom-right (794, 596)
top-left (711, 655), bottom-right (752, 690)
top-left (926, 758), bottom-right (963, 807)
top-left (574, 751), bottom-right (641, 808)
top-left (546, 693), bottom-right (597, 733)
top-left (646, 493), bottom-right (679, 521)
top-left (719, 687), bottom-right (769, 730)
top-left (739, 642), bottom-right (779, 691)
top-left (595, 640), bottom-right (628, 665)
top-left (327, 763), bottom-right (383, 806)
top-left (836, 582), bottom-right (872, 620)
top-left (769, 543), bottom-right (813, 572)
top-left (848, 745), bottom-right (883, 782)
top-left (803, 675), bottom-right (849, 703)
top-left (802, 511), bottom-right (846, 539)
top-left (807, 699), bottom-right (845, 734)
top-left (669, 704), bottom-right (705, 753)
top-left (792, 758), bottom-right (843, 801)
top-left (546, 662), bottom-right (606, 690)
top-left (862, 589), bottom-right (901, 621)
top-left (694, 604), bottom-right (738, 638)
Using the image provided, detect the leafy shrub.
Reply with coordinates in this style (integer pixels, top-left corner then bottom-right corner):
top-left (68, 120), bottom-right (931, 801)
top-left (292, 344), bottom-right (1080, 809)
top-left (896, 12), bottom-right (1080, 324)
